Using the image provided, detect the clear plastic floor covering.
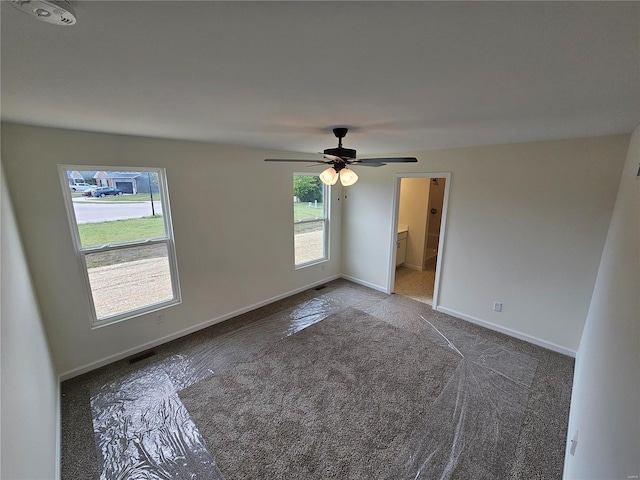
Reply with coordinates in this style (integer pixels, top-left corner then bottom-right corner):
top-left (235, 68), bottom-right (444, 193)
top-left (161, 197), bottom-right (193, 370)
top-left (86, 286), bottom-right (538, 480)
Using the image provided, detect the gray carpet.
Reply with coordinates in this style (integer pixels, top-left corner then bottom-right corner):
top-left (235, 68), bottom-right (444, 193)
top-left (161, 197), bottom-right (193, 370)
top-left (179, 307), bottom-right (533, 479)
top-left (60, 279), bottom-right (574, 480)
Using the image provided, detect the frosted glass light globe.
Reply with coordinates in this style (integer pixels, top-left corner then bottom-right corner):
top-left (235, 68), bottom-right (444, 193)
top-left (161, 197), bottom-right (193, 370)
top-left (339, 168), bottom-right (358, 186)
top-left (320, 167), bottom-right (339, 185)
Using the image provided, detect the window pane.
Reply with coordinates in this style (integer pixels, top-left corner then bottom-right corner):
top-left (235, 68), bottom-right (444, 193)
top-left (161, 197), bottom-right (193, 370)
top-left (293, 176), bottom-right (324, 221)
top-left (78, 215), bottom-right (166, 248)
top-left (294, 221), bottom-right (325, 265)
top-left (86, 243), bottom-right (174, 320)
top-left (294, 201), bottom-right (325, 222)
top-left (67, 170), bottom-right (166, 247)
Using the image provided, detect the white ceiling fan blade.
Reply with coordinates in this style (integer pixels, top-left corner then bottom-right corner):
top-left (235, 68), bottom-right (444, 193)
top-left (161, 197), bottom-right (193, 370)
top-left (319, 153), bottom-right (343, 162)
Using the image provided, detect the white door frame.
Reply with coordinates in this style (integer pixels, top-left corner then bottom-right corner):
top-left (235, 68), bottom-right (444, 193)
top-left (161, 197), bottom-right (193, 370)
top-left (387, 172), bottom-right (452, 310)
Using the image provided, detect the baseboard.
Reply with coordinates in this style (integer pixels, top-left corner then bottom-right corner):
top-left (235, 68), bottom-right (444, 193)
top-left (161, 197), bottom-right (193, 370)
top-left (436, 306), bottom-right (577, 357)
top-left (59, 274), bottom-right (341, 381)
top-left (58, 274), bottom-right (575, 379)
top-left (401, 263), bottom-right (423, 272)
top-left (339, 274), bottom-right (388, 293)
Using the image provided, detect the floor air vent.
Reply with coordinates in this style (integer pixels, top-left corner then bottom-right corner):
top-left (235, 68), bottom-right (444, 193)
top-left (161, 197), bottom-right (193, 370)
top-left (128, 349), bottom-right (157, 364)
top-left (314, 285), bottom-right (327, 291)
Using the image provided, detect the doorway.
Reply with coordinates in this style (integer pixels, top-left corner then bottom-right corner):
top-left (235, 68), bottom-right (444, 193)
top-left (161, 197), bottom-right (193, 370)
top-left (388, 173), bottom-right (450, 308)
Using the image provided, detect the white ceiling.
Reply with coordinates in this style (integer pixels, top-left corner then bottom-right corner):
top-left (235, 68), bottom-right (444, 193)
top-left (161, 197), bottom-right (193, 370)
top-left (1, 1), bottom-right (639, 155)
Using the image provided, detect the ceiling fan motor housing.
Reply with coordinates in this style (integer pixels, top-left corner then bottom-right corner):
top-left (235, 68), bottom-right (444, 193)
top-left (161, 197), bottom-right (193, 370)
top-left (324, 127), bottom-right (357, 159)
top-left (323, 146), bottom-right (357, 160)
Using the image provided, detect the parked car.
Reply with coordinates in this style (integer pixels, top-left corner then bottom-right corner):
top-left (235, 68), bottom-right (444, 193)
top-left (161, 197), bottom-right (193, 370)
top-left (82, 188), bottom-right (97, 197)
top-left (69, 182), bottom-right (94, 192)
top-left (91, 187), bottom-right (123, 197)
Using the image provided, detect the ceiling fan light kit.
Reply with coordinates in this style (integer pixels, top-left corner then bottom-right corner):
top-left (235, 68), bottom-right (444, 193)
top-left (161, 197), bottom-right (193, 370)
top-left (265, 127), bottom-right (417, 187)
top-left (320, 167), bottom-right (340, 185)
top-left (338, 168), bottom-right (358, 186)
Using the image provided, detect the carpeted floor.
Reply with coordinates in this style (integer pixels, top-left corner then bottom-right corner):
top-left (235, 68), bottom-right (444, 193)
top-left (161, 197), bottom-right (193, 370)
top-left (394, 265), bottom-right (436, 304)
top-left (60, 279), bottom-right (574, 480)
top-left (180, 308), bottom-right (462, 479)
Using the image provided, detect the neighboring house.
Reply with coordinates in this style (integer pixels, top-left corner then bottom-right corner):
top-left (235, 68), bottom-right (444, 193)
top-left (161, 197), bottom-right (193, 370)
top-left (66, 170), bottom-right (98, 187)
top-left (93, 171), bottom-right (159, 194)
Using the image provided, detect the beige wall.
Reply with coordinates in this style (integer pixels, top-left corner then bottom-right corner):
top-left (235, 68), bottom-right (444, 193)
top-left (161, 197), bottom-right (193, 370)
top-left (1, 164), bottom-right (59, 479)
top-left (342, 135), bottom-right (629, 353)
top-left (1, 122), bottom-right (630, 364)
top-left (398, 177), bottom-right (430, 269)
top-left (1, 122), bottom-right (634, 479)
top-left (564, 126), bottom-right (640, 478)
top-left (1, 123), bottom-right (343, 376)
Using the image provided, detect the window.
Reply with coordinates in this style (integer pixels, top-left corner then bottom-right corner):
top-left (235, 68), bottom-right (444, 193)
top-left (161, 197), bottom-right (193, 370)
top-left (59, 166), bottom-right (180, 327)
top-left (293, 174), bottom-right (328, 267)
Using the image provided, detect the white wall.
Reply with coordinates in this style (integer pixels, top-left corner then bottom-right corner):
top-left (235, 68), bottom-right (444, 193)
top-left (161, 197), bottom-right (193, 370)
top-left (342, 135), bottom-right (629, 353)
top-left (1, 123), bottom-right (342, 376)
top-left (564, 126), bottom-right (640, 479)
top-left (1, 164), bottom-right (59, 479)
top-left (1, 122), bottom-right (633, 478)
top-left (398, 178), bottom-right (430, 269)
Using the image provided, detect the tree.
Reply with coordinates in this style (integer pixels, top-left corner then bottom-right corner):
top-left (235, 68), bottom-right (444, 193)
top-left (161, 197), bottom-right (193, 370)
top-left (293, 175), bottom-right (323, 203)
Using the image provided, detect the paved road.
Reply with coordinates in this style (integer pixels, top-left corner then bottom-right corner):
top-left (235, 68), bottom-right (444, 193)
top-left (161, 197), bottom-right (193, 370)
top-left (73, 200), bottom-right (163, 223)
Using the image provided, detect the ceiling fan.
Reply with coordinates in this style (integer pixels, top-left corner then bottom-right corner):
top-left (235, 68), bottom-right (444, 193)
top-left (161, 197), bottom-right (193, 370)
top-left (265, 127), bottom-right (417, 186)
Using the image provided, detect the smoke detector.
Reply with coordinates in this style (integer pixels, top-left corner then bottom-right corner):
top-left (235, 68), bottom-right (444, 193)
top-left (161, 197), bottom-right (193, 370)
top-left (8, 0), bottom-right (76, 26)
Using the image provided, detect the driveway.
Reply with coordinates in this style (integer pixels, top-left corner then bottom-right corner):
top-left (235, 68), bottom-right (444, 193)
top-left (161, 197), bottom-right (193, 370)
top-left (72, 199), bottom-right (163, 223)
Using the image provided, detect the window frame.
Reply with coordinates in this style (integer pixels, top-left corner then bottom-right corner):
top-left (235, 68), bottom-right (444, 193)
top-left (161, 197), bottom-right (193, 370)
top-left (58, 165), bottom-right (181, 328)
top-left (293, 172), bottom-right (330, 269)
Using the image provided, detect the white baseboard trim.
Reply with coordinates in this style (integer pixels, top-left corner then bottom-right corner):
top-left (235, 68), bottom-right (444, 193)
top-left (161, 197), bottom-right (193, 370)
top-left (401, 263), bottom-right (423, 272)
top-left (436, 306), bottom-right (577, 358)
top-left (59, 274), bottom-right (341, 381)
top-left (339, 274), bottom-right (388, 293)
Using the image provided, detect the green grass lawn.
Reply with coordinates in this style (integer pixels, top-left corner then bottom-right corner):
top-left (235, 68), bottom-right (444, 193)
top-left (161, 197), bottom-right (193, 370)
top-left (79, 215), bottom-right (165, 247)
top-left (294, 202), bottom-right (324, 221)
top-left (294, 202), bottom-right (325, 234)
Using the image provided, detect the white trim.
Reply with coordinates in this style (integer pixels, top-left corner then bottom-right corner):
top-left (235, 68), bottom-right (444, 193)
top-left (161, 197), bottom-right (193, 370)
top-left (294, 172), bottom-right (329, 268)
top-left (55, 379), bottom-right (62, 480)
top-left (387, 176), bottom-right (401, 287)
top-left (57, 165), bottom-right (182, 327)
top-left (294, 257), bottom-right (330, 270)
top-left (59, 274), bottom-right (340, 380)
top-left (388, 172), bottom-right (452, 310)
top-left (401, 263), bottom-right (423, 272)
top-left (437, 306), bottom-right (577, 357)
top-left (339, 274), bottom-right (387, 293)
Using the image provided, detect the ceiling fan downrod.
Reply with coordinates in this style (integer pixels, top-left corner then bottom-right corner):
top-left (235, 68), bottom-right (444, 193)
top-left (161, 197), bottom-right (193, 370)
top-left (325, 127), bottom-right (356, 160)
top-left (333, 127), bottom-right (349, 148)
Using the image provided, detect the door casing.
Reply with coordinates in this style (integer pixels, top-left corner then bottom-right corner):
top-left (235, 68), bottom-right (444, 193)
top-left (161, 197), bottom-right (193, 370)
top-left (387, 172), bottom-right (452, 310)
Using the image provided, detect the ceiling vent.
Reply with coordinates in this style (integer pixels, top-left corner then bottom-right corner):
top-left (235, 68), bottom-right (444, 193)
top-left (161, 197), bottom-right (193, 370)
top-left (9, 0), bottom-right (76, 26)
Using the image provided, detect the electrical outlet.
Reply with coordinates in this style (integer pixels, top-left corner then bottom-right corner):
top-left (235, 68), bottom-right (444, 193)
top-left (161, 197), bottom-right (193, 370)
top-left (156, 313), bottom-right (164, 324)
top-left (493, 302), bottom-right (503, 312)
top-left (569, 430), bottom-right (579, 456)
